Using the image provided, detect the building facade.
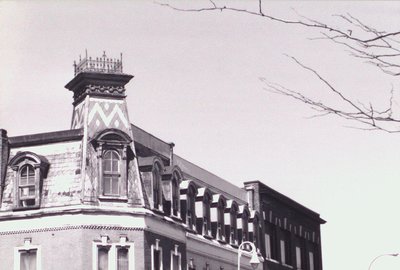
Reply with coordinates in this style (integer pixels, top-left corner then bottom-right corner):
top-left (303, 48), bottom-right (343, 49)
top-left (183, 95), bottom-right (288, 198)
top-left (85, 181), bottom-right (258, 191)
top-left (0, 53), bottom-right (325, 270)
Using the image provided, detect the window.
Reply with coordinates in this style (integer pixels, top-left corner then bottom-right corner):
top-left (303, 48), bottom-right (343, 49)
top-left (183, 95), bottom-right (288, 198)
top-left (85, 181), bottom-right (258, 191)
top-left (14, 238), bottom-right (41, 270)
top-left (241, 210), bottom-right (249, 243)
top-left (98, 247), bottom-right (110, 270)
top-left (170, 245), bottom-right (181, 270)
top-left (152, 239), bottom-right (163, 270)
top-left (295, 237), bottom-right (306, 270)
top-left (265, 233), bottom-right (271, 259)
top-left (93, 235), bottom-right (134, 270)
top-left (152, 163), bottom-right (163, 210)
top-left (214, 196), bottom-right (226, 242)
top-left (117, 248), bottom-right (129, 270)
top-left (229, 203), bottom-right (238, 245)
top-left (171, 171), bottom-right (181, 217)
top-left (280, 231), bottom-right (292, 266)
top-left (308, 252), bottom-right (314, 270)
top-left (10, 152), bottom-right (49, 209)
top-left (308, 243), bottom-right (319, 270)
top-left (103, 150), bottom-right (121, 196)
top-left (20, 250), bottom-right (37, 270)
top-left (19, 165), bottom-right (36, 207)
top-left (93, 129), bottom-right (133, 200)
top-left (264, 222), bottom-right (278, 261)
top-left (202, 192), bottom-right (212, 237)
top-left (186, 185), bottom-right (196, 230)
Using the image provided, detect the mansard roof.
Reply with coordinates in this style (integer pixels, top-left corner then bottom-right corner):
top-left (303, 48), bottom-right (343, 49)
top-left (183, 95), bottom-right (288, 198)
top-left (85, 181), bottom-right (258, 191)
top-left (8, 129), bottom-right (83, 147)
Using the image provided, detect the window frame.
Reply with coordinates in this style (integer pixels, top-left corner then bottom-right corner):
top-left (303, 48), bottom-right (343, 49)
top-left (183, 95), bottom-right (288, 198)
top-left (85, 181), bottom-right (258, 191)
top-left (92, 236), bottom-right (135, 270)
top-left (9, 152), bottom-right (49, 210)
top-left (229, 203), bottom-right (238, 246)
top-left (151, 239), bottom-right (163, 270)
top-left (152, 162), bottom-right (163, 211)
top-left (186, 184), bottom-right (197, 231)
top-left (170, 245), bottom-right (181, 270)
top-left (14, 238), bottom-right (41, 270)
top-left (92, 129), bottom-right (133, 201)
top-left (171, 170), bottom-right (181, 218)
top-left (202, 192), bottom-right (212, 238)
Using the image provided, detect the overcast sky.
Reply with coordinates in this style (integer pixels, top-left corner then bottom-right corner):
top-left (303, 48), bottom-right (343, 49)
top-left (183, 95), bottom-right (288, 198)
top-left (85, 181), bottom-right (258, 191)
top-left (1, 1), bottom-right (400, 270)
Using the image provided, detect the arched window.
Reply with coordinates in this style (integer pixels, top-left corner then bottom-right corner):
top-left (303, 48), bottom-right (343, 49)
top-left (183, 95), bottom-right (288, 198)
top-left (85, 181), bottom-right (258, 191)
top-left (230, 203), bottom-right (238, 245)
top-left (93, 129), bottom-right (133, 200)
top-left (186, 185), bottom-right (197, 230)
top-left (171, 171), bottom-right (181, 217)
top-left (9, 151), bottom-right (49, 209)
top-left (241, 209), bottom-right (249, 243)
top-left (102, 150), bottom-right (121, 196)
top-left (202, 192), bottom-right (212, 237)
top-left (215, 196), bottom-right (226, 242)
top-left (19, 165), bottom-right (36, 207)
top-left (152, 162), bottom-right (163, 210)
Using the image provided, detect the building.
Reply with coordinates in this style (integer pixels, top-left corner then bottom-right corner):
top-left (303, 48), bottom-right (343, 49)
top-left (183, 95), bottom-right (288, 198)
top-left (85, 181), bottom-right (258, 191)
top-left (245, 181), bottom-right (325, 270)
top-left (0, 52), bottom-right (325, 270)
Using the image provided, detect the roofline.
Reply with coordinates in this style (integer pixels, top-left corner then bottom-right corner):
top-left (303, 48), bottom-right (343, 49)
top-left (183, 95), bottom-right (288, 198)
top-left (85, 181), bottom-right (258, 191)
top-left (9, 129), bottom-right (84, 147)
top-left (244, 180), bottom-right (326, 224)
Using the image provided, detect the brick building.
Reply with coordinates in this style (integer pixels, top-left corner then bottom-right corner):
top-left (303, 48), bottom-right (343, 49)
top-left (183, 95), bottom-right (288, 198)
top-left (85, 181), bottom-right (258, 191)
top-left (0, 53), bottom-right (325, 270)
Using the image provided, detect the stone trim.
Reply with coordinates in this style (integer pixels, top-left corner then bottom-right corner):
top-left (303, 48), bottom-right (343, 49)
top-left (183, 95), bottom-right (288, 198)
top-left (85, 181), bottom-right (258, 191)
top-left (0, 225), bottom-right (144, 236)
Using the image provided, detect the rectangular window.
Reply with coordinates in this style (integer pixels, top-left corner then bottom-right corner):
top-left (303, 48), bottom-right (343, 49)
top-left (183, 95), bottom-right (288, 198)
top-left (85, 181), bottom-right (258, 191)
top-left (14, 239), bottom-right (41, 270)
top-left (265, 233), bottom-right (271, 259)
top-left (98, 247), bottom-right (109, 270)
top-left (154, 250), bottom-right (161, 270)
top-left (280, 240), bottom-right (286, 264)
top-left (172, 254), bottom-right (180, 270)
top-left (309, 252), bottom-right (314, 270)
top-left (117, 248), bottom-right (129, 270)
top-left (296, 247), bottom-right (301, 269)
top-left (20, 250), bottom-right (37, 270)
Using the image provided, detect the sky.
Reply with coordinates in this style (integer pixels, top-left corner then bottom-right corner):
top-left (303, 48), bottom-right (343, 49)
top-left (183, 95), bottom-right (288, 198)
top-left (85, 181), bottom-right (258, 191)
top-left (1, 1), bottom-right (400, 270)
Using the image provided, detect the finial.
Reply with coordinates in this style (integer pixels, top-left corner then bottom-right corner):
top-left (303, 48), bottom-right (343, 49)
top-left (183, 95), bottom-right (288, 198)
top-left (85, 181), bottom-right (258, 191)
top-left (103, 51), bottom-right (107, 58)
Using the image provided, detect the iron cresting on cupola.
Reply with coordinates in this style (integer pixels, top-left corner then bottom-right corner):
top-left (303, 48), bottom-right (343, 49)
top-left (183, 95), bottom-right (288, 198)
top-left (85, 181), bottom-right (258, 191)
top-left (65, 51), bottom-right (146, 206)
top-left (65, 51), bottom-right (134, 136)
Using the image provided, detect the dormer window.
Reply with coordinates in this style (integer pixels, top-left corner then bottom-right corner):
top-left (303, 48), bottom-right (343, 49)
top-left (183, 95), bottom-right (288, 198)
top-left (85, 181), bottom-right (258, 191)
top-left (201, 190), bottom-right (212, 238)
top-left (171, 171), bottom-right (181, 217)
top-left (238, 206), bottom-right (250, 244)
top-left (92, 129), bottom-right (133, 200)
top-left (152, 162), bottom-right (163, 211)
top-left (229, 202), bottom-right (238, 246)
top-left (195, 188), bottom-right (213, 237)
top-left (212, 195), bottom-right (226, 242)
top-left (9, 151), bottom-right (49, 210)
top-left (185, 183), bottom-right (197, 231)
top-left (217, 201), bottom-right (225, 242)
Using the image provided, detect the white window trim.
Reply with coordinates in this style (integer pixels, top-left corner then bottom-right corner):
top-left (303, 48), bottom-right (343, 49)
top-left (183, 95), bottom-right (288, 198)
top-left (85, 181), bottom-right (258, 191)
top-left (170, 244), bottom-right (181, 270)
top-left (14, 239), bottom-right (42, 270)
top-left (309, 251), bottom-right (314, 270)
top-left (151, 239), bottom-right (163, 270)
top-left (92, 236), bottom-right (135, 270)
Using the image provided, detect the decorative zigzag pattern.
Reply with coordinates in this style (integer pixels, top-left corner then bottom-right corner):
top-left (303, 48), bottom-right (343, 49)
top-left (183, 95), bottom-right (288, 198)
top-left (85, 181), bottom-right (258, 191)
top-left (88, 102), bottom-right (129, 128)
top-left (71, 102), bottom-right (85, 129)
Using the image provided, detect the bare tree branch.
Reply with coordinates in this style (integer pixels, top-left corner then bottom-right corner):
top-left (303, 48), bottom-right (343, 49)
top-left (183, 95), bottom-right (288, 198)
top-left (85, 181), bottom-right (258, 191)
top-left (159, 0), bottom-right (400, 132)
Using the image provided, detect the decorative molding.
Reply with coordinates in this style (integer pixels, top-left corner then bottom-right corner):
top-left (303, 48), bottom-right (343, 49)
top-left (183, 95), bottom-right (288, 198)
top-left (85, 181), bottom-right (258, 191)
top-left (0, 225), bottom-right (144, 236)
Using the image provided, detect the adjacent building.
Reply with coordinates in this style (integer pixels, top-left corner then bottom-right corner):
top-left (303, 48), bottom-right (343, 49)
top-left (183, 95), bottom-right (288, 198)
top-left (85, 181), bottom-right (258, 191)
top-left (0, 53), bottom-right (325, 270)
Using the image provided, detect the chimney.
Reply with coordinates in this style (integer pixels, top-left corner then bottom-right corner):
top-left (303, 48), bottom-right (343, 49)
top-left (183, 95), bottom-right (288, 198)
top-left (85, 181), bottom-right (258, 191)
top-left (0, 129), bottom-right (9, 200)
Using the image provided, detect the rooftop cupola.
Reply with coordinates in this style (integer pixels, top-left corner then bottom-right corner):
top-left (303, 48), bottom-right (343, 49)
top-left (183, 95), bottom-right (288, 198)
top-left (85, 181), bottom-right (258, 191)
top-left (65, 51), bottom-right (133, 106)
top-left (65, 51), bottom-right (134, 137)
